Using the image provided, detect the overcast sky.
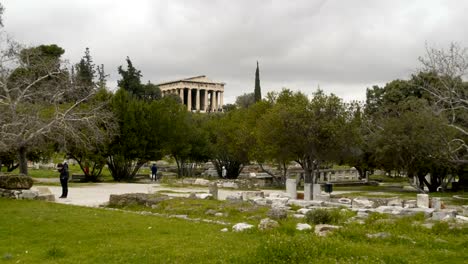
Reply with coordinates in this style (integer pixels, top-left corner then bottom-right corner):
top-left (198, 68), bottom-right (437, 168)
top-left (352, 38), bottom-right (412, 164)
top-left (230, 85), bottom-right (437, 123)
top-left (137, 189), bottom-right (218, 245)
top-left (3, 0), bottom-right (467, 103)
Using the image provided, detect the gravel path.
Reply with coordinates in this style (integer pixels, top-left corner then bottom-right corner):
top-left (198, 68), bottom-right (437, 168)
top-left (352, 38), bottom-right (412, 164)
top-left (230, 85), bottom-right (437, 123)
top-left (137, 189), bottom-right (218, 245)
top-left (34, 182), bottom-right (289, 207)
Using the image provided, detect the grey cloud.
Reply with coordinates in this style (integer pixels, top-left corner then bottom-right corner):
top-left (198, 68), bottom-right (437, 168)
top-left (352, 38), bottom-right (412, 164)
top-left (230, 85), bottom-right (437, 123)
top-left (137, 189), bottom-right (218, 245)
top-left (3, 0), bottom-right (468, 103)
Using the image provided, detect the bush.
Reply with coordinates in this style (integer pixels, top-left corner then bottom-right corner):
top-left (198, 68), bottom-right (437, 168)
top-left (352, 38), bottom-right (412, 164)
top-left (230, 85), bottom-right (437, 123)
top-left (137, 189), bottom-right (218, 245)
top-left (0, 174), bottom-right (33, 189)
top-left (305, 208), bottom-right (355, 225)
top-left (306, 209), bottom-right (333, 224)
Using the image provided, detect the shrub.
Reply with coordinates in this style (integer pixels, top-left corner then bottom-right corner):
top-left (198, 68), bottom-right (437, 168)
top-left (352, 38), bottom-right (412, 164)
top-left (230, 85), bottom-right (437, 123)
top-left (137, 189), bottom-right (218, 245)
top-left (0, 174), bottom-right (33, 189)
top-left (305, 208), bottom-right (355, 225)
top-left (306, 209), bottom-right (333, 224)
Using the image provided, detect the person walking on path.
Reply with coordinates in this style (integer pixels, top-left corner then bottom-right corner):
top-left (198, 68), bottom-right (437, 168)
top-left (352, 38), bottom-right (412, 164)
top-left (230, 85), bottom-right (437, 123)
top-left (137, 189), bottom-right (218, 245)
top-left (57, 163), bottom-right (69, 198)
top-left (151, 164), bottom-right (158, 181)
top-left (222, 166), bottom-right (227, 178)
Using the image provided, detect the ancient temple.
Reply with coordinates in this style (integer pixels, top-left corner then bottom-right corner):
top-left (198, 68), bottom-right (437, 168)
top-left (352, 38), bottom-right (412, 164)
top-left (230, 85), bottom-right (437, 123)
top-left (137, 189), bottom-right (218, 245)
top-left (158, 75), bottom-right (225, 112)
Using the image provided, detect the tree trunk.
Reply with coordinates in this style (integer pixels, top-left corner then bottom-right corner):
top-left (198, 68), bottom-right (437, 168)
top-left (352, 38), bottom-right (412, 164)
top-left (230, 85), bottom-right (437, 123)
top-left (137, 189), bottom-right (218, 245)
top-left (18, 146), bottom-right (28, 175)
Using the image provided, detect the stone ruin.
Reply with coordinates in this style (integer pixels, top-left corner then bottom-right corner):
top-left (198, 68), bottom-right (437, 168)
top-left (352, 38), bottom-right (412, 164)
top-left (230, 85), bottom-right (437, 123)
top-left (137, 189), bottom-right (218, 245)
top-left (0, 174), bottom-right (55, 201)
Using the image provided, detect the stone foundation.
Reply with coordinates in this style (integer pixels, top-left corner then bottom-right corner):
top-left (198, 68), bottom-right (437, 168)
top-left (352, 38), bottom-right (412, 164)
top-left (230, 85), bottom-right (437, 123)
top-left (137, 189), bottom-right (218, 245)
top-left (0, 187), bottom-right (55, 201)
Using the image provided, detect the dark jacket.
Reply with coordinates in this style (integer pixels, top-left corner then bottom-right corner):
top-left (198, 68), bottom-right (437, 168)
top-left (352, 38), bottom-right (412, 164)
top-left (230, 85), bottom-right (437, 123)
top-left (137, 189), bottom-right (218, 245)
top-left (151, 165), bottom-right (158, 174)
top-left (59, 167), bottom-right (69, 180)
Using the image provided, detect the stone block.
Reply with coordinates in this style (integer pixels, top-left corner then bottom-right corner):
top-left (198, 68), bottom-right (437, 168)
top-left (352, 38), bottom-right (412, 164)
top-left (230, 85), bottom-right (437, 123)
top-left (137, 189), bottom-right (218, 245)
top-left (312, 184), bottom-right (322, 200)
top-left (19, 190), bottom-right (38, 199)
top-left (251, 197), bottom-right (268, 206)
top-left (323, 202), bottom-right (352, 208)
top-left (417, 194), bottom-right (430, 208)
top-left (431, 197), bottom-right (442, 211)
top-left (314, 194), bottom-right (331, 202)
top-left (314, 224), bottom-right (341, 236)
top-left (286, 179), bottom-right (297, 199)
top-left (225, 193), bottom-right (242, 201)
top-left (195, 193), bottom-right (212, 199)
top-left (403, 200), bottom-right (417, 208)
top-left (208, 183), bottom-right (218, 199)
top-left (267, 208), bottom-right (287, 220)
top-left (258, 218), bottom-right (279, 230)
top-left (287, 199), bottom-right (322, 207)
top-left (293, 214), bottom-right (306, 219)
top-left (296, 223), bottom-right (312, 231)
top-left (432, 210), bottom-right (457, 221)
top-left (241, 191), bottom-right (264, 201)
top-left (297, 208), bottom-right (312, 215)
top-left (304, 183), bottom-right (312, 200)
top-left (462, 205), bottom-right (468, 216)
top-left (375, 206), bottom-right (404, 215)
top-left (193, 178), bottom-right (210, 186)
top-left (338, 198), bottom-right (352, 204)
top-left (352, 198), bottom-right (374, 209)
top-left (222, 181), bottom-right (239, 189)
top-left (232, 223), bottom-right (254, 232)
top-left (401, 207), bottom-right (435, 218)
top-left (387, 198), bottom-right (403, 207)
top-left (34, 186), bottom-right (52, 195)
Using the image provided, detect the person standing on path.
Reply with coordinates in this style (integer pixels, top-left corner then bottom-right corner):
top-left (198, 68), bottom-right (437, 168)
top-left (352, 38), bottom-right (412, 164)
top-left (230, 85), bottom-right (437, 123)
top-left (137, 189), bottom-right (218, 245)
top-left (57, 163), bottom-right (69, 198)
top-left (151, 164), bottom-right (158, 181)
top-left (222, 166), bottom-right (227, 178)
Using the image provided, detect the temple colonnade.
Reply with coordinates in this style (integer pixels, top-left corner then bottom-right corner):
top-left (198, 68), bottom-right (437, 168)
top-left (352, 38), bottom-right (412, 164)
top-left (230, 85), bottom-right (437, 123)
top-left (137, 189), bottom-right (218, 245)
top-left (158, 76), bottom-right (225, 112)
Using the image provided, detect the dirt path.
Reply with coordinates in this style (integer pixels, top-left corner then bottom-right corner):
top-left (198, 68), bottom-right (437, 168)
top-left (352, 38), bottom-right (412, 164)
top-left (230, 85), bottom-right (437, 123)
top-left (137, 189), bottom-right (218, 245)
top-left (34, 182), bottom-right (288, 207)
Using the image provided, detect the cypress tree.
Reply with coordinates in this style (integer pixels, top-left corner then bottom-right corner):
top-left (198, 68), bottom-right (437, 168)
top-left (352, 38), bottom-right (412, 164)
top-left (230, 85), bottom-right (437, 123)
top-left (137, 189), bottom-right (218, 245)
top-left (254, 61), bottom-right (262, 102)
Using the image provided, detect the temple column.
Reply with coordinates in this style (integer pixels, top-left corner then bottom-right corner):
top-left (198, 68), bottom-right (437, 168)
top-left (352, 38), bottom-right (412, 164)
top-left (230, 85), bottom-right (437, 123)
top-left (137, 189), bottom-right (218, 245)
top-left (220, 91), bottom-right (224, 109)
top-left (195, 89), bottom-right (200, 111)
top-left (204, 90), bottom-right (208, 111)
top-left (215, 91), bottom-right (219, 110)
top-left (211, 90), bottom-right (215, 111)
top-left (179, 88), bottom-right (184, 103)
top-left (187, 88), bottom-right (192, 111)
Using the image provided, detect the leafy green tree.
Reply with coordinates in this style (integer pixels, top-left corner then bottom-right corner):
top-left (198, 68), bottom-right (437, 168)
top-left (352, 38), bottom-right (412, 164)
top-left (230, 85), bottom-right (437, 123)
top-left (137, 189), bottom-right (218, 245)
top-left (235, 92), bottom-right (255, 108)
top-left (254, 61), bottom-right (262, 102)
top-left (205, 110), bottom-right (253, 178)
top-left (222, 103), bottom-right (237, 112)
top-left (117, 57), bottom-right (144, 97)
top-left (257, 89), bottom-right (349, 197)
top-left (159, 103), bottom-right (210, 177)
top-left (339, 102), bottom-right (376, 179)
top-left (107, 89), bottom-right (164, 181)
top-left (74, 47), bottom-right (95, 88)
top-left (142, 81), bottom-right (162, 101)
top-left (370, 99), bottom-right (456, 192)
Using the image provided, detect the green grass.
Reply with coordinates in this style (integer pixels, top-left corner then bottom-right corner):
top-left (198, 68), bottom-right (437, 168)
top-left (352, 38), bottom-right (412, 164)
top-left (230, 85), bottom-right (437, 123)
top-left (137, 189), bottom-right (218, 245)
top-left (1, 198), bottom-right (468, 263)
top-left (113, 196), bottom-right (270, 224)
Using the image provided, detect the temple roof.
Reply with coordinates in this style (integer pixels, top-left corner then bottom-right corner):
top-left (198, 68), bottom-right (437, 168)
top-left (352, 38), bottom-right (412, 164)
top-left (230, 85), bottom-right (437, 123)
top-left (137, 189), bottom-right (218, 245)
top-left (158, 75), bottom-right (225, 86)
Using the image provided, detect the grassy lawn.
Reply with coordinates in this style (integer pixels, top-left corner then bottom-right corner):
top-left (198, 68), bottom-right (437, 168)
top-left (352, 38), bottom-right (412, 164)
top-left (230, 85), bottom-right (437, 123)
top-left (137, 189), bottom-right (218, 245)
top-left (1, 198), bottom-right (468, 263)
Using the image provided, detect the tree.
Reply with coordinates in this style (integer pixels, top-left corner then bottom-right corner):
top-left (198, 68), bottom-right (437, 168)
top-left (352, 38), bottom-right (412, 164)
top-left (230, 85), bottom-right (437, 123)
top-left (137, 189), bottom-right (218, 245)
top-left (370, 99), bottom-right (456, 192)
top-left (418, 43), bottom-right (468, 165)
top-left (142, 81), bottom-right (161, 101)
top-left (235, 92), bottom-right (255, 108)
top-left (117, 57), bottom-right (144, 97)
top-left (62, 88), bottom-right (116, 182)
top-left (254, 61), bottom-right (262, 102)
top-left (257, 89), bottom-right (349, 198)
top-left (206, 110), bottom-right (253, 178)
top-left (0, 40), bottom-right (110, 175)
top-left (107, 89), bottom-right (165, 181)
top-left (0, 3), bottom-right (4, 27)
top-left (160, 105), bottom-right (210, 177)
top-left (74, 48), bottom-right (95, 88)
